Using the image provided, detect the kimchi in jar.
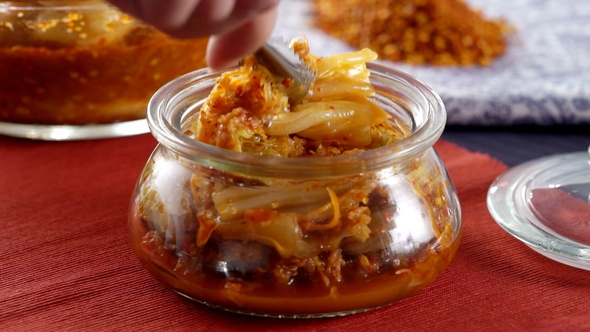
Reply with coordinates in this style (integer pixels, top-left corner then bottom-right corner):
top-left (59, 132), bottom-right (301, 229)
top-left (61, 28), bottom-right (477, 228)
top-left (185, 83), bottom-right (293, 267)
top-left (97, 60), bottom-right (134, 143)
top-left (0, 0), bottom-right (207, 140)
top-left (128, 38), bottom-right (462, 318)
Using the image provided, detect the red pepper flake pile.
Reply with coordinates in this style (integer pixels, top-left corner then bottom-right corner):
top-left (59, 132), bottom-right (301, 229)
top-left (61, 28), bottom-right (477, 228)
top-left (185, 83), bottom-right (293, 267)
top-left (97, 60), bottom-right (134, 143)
top-left (313, 0), bottom-right (512, 66)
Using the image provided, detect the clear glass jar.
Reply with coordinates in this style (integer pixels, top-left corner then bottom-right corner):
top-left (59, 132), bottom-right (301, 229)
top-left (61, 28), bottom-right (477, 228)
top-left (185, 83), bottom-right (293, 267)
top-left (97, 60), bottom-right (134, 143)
top-left (128, 63), bottom-right (462, 318)
top-left (0, 0), bottom-right (208, 140)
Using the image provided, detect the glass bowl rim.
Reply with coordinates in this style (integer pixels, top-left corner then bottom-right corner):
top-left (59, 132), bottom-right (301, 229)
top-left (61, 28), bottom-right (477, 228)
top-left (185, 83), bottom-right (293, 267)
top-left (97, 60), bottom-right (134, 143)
top-left (147, 62), bottom-right (447, 178)
top-left (0, 1), bottom-right (113, 10)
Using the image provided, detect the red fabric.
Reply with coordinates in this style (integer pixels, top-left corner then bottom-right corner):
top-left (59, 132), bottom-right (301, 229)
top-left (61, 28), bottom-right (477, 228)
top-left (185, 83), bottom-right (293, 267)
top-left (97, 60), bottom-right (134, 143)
top-left (1, 134), bottom-right (589, 331)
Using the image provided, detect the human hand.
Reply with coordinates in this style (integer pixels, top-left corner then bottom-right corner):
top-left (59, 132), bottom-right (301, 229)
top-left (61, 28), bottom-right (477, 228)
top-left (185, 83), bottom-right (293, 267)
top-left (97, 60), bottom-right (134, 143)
top-left (106, 0), bottom-right (280, 70)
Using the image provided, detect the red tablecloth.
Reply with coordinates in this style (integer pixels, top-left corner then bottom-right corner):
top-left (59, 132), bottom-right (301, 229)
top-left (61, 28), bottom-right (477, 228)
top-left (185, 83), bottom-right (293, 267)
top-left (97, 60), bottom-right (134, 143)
top-left (1, 134), bottom-right (589, 331)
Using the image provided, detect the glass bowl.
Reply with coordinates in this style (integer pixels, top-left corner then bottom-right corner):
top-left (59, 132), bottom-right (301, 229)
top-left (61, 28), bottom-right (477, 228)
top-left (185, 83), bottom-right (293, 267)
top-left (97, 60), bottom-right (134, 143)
top-left (128, 63), bottom-right (462, 318)
top-left (487, 147), bottom-right (590, 270)
top-left (0, 0), bottom-right (208, 140)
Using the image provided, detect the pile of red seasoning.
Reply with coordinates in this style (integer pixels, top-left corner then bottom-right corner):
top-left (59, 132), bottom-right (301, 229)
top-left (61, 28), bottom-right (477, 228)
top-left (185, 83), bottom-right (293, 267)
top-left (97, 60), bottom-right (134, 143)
top-left (313, 0), bottom-right (512, 66)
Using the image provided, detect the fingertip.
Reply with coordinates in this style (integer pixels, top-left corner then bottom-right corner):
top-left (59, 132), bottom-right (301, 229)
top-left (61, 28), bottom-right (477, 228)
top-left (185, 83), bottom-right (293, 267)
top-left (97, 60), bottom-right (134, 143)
top-left (206, 39), bottom-right (241, 71)
top-left (206, 7), bottom-right (278, 70)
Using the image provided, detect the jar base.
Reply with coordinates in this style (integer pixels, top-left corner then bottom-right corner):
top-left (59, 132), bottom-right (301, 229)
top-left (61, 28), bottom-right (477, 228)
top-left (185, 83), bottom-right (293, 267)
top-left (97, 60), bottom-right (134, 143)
top-left (0, 119), bottom-right (149, 141)
top-left (174, 290), bottom-right (379, 319)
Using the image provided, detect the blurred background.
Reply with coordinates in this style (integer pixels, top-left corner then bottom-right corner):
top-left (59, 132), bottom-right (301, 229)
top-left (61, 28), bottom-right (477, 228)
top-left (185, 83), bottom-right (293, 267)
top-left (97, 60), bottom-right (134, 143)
top-left (274, 0), bottom-right (589, 165)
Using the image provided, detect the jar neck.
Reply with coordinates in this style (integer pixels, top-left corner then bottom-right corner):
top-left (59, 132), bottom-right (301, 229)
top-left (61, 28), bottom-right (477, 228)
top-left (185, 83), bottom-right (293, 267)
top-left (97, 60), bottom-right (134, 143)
top-left (148, 63), bottom-right (446, 179)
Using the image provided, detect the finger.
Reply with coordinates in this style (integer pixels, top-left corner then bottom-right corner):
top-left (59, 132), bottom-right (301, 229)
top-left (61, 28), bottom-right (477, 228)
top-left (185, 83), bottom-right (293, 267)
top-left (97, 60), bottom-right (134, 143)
top-left (189, 0), bottom-right (235, 23)
top-left (206, 6), bottom-right (278, 70)
top-left (168, 0), bottom-right (280, 38)
top-left (109, 0), bottom-right (280, 39)
top-left (108, 0), bottom-right (202, 30)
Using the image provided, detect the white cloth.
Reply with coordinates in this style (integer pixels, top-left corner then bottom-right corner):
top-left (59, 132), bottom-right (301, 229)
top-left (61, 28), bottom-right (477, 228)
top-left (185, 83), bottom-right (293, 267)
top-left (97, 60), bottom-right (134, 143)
top-left (272, 0), bottom-right (590, 126)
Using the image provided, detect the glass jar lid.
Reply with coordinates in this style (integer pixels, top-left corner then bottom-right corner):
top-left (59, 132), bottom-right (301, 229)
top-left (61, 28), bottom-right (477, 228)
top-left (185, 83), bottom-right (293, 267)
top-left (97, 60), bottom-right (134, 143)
top-left (487, 148), bottom-right (590, 270)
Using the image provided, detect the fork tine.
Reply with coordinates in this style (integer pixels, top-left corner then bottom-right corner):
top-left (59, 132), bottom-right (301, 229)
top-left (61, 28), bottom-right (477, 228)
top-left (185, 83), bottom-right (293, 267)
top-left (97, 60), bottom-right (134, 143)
top-left (254, 38), bottom-right (315, 105)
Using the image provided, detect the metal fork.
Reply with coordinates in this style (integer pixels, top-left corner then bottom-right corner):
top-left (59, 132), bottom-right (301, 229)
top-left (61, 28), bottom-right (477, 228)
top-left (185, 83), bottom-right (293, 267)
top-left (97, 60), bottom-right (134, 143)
top-left (254, 38), bottom-right (315, 105)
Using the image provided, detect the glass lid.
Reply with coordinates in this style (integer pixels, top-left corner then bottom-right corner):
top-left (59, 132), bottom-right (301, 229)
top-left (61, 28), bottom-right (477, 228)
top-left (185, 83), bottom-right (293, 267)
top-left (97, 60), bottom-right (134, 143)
top-left (487, 148), bottom-right (590, 271)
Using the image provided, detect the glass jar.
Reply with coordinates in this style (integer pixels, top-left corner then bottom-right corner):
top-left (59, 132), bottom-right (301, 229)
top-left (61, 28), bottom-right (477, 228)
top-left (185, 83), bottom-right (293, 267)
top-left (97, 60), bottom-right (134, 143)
top-left (0, 0), bottom-right (208, 140)
top-left (128, 62), bottom-right (462, 318)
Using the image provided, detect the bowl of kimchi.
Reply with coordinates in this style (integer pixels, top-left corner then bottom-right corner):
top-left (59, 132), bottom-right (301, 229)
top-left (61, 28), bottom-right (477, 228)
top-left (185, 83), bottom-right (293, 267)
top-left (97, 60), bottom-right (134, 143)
top-left (0, 0), bottom-right (208, 140)
top-left (128, 38), bottom-right (462, 318)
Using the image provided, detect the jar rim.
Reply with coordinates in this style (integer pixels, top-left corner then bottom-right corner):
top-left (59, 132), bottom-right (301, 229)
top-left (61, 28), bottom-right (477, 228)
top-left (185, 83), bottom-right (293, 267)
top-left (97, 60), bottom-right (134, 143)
top-left (0, 1), bottom-right (111, 10)
top-left (147, 62), bottom-right (447, 178)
